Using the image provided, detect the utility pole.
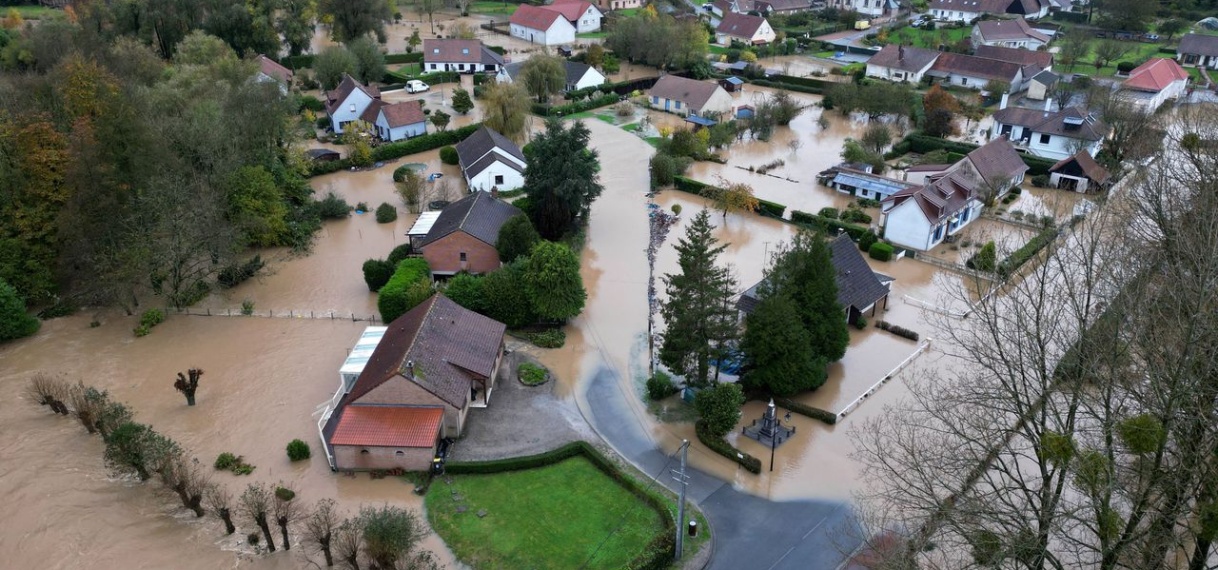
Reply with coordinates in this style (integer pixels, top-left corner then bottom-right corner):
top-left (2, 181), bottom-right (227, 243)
top-left (672, 439), bottom-right (690, 561)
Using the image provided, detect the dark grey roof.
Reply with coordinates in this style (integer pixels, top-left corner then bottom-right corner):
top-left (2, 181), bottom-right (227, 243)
top-left (1179, 33), bottom-right (1218, 58)
top-left (420, 191), bottom-right (522, 248)
top-left (868, 44), bottom-right (941, 73)
top-left (736, 235), bottom-right (892, 314)
top-left (993, 105), bottom-right (1108, 141)
top-left (455, 126), bottom-right (525, 175)
top-left (564, 60), bottom-right (595, 84)
top-left (1032, 69), bottom-right (1059, 84)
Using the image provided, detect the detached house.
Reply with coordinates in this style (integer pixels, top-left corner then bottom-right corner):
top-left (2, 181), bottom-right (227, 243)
top-left (420, 192), bottom-right (523, 277)
top-left (715, 13), bottom-right (776, 46)
top-left (370, 100), bottom-right (427, 141)
top-left (325, 73), bottom-right (381, 134)
top-left (929, 52), bottom-right (1025, 92)
top-left (1177, 33), bottom-right (1218, 70)
top-left (496, 60), bottom-right (606, 91)
top-left (930, 0), bottom-right (1049, 23)
top-left (948, 137), bottom-right (1029, 197)
top-left (254, 55), bottom-right (293, 92)
top-left (454, 126), bottom-right (527, 193)
top-left (738, 234), bottom-right (892, 326)
top-left (422, 39), bottom-right (505, 74)
top-left (1120, 57), bottom-right (1190, 113)
top-left (319, 294), bottom-right (506, 472)
top-left (825, 0), bottom-right (900, 17)
top-left (865, 44), bottom-right (940, 84)
top-left (510, 4), bottom-right (576, 45)
top-left (538, 0), bottom-right (603, 33)
top-left (971, 18), bottom-right (1050, 50)
top-left (647, 75), bottom-right (734, 117)
top-left (991, 100), bottom-right (1109, 160)
top-left (881, 173), bottom-right (982, 251)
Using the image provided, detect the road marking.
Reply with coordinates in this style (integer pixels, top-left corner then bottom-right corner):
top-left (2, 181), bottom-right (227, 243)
top-left (766, 515), bottom-right (830, 570)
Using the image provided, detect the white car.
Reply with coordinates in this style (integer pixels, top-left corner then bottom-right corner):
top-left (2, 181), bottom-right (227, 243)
top-left (406, 80), bottom-right (430, 94)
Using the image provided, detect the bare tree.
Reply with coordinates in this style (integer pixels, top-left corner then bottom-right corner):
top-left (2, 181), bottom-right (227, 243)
top-left (273, 483), bottom-right (302, 551)
top-left (305, 498), bottom-right (342, 567)
top-left (26, 373), bottom-right (70, 415)
top-left (173, 368), bottom-right (202, 406)
top-left (67, 382), bottom-right (106, 434)
top-left (161, 456), bottom-right (210, 517)
top-left (205, 484), bottom-right (238, 535)
top-left (241, 483), bottom-right (277, 552)
top-left (333, 517), bottom-right (364, 570)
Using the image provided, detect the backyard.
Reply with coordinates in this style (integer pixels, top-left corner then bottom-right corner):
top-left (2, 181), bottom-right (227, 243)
top-left (468, 0), bottom-right (518, 16)
top-left (426, 456), bottom-right (671, 569)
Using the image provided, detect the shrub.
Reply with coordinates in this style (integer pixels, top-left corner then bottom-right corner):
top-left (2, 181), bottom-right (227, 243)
top-left (299, 95), bottom-right (325, 112)
top-left (275, 486), bottom-right (296, 502)
top-left (444, 272), bottom-right (486, 313)
top-left (868, 242), bottom-right (895, 261)
top-left (526, 329), bottom-right (566, 348)
top-left (967, 241), bottom-right (997, 272)
top-left (0, 278), bottom-right (40, 341)
top-left (517, 362), bottom-right (548, 386)
top-left (818, 207), bottom-right (840, 219)
top-left (387, 243), bottom-right (413, 265)
top-left (355, 201), bottom-right (369, 213)
top-left (377, 258), bottom-right (432, 322)
top-left (362, 259), bottom-right (394, 292)
top-left (241, 299), bottom-right (255, 315)
top-left (140, 308), bottom-right (165, 328)
top-left (214, 452), bottom-right (238, 470)
top-left (671, 204), bottom-right (682, 215)
top-left (316, 192), bottom-right (352, 219)
top-left (375, 202), bottom-right (398, 223)
top-left (217, 255), bottom-right (266, 288)
top-left (695, 419), bottom-right (761, 473)
top-left (439, 145), bottom-right (459, 165)
top-left (790, 210), bottom-right (869, 240)
top-left (1117, 61), bottom-right (1135, 74)
top-left (876, 320), bottom-right (920, 341)
top-left (858, 230), bottom-right (878, 252)
top-left (1032, 174), bottom-right (1051, 188)
top-left (286, 439), bottom-right (311, 461)
top-left (854, 315), bottom-right (867, 330)
top-left (774, 397), bottom-right (836, 425)
top-left (840, 208), bottom-right (872, 224)
top-left (248, 533), bottom-right (261, 545)
top-left (646, 371), bottom-right (679, 401)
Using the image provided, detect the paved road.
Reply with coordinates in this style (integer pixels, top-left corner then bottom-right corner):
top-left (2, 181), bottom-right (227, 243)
top-left (583, 367), bottom-right (861, 570)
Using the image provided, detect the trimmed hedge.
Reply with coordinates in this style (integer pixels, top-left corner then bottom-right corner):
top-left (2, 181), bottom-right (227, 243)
top-left (890, 134), bottom-right (1058, 175)
top-left (672, 176), bottom-right (788, 219)
top-left (695, 419), bottom-right (762, 474)
top-left (282, 52), bottom-right (422, 69)
top-left (533, 93), bottom-right (620, 117)
top-left (445, 441), bottom-right (677, 570)
top-left (563, 76), bottom-right (659, 100)
top-left (309, 126), bottom-right (481, 177)
top-left (790, 210), bottom-right (869, 239)
top-left (774, 397), bottom-right (837, 425)
top-left (385, 52), bottom-right (424, 64)
top-left (869, 242), bottom-right (894, 261)
top-left (377, 258), bottom-right (432, 322)
top-left (757, 199), bottom-right (786, 219)
top-left (384, 70), bottom-right (460, 85)
top-left (997, 226), bottom-right (1058, 277)
top-left (876, 320), bottom-right (920, 341)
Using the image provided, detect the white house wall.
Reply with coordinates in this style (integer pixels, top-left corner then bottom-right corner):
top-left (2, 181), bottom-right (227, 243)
top-left (701, 89), bottom-right (735, 116)
top-left (426, 61), bottom-right (501, 73)
top-left (882, 200), bottom-right (935, 251)
top-left (575, 7), bottom-right (602, 32)
top-left (330, 89), bottom-right (374, 134)
top-left (932, 9), bottom-right (981, 22)
top-left (866, 63), bottom-right (930, 84)
top-left (376, 119), bottom-right (427, 142)
top-left (571, 69), bottom-right (606, 90)
top-left (511, 20), bottom-right (575, 45)
top-left (467, 164), bottom-right (525, 192)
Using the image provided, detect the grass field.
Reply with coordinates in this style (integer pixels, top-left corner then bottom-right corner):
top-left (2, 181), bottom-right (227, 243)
top-left (614, 7), bottom-right (643, 16)
top-left (427, 457), bottom-right (667, 569)
top-left (6, 5), bottom-right (64, 19)
top-left (883, 25), bottom-right (971, 50)
top-left (468, 1), bottom-right (517, 16)
top-left (396, 63), bottom-right (422, 76)
top-left (577, 31), bottom-right (608, 39)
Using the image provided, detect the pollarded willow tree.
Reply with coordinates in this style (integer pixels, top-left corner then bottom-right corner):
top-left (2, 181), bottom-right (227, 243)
top-left (851, 108), bottom-right (1218, 570)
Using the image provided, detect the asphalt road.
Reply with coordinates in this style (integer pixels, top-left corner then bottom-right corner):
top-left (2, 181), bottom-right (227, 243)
top-left (583, 367), bottom-right (862, 570)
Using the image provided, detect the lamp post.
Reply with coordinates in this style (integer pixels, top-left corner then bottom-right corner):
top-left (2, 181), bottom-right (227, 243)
top-left (769, 408), bottom-right (791, 472)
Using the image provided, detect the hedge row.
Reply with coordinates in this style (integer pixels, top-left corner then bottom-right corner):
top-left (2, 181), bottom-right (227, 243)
top-left (563, 76), bottom-right (660, 101)
top-left (889, 134), bottom-right (1058, 175)
top-left (769, 73), bottom-right (836, 90)
top-left (876, 320), bottom-right (919, 341)
top-left (280, 52), bottom-right (424, 69)
top-left (749, 79), bottom-right (822, 94)
top-left (696, 419), bottom-right (762, 473)
top-left (533, 93), bottom-right (620, 117)
top-left (445, 441), bottom-right (677, 570)
top-left (672, 176), bottom-right (788, 218)
top-left (377, 258), bottom-right (432, 322)
top-left (774, 397), bottom-right (837, 425)
top-left (997, 226), bottom-right (1058, 277)
top-left (308, 124), bottom-right (482, 177)
top-left (384, 69), bottom-right (460, 85)
top-left (869, 241), bottom-right (894, 261)
top-left (386, 52), bottom-right (425, 64)
top-left (790, 210), bottom-right (869, 239)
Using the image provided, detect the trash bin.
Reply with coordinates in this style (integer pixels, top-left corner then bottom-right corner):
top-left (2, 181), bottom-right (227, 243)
top-left (688, 520), bottom-right (698, 537)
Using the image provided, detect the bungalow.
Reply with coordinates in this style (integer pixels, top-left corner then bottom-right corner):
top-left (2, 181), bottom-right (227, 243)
top-left (598, 0), bottom-right (641, 10)
top-left (371, 100), bottom-right (427, 142)
top-left (991, 100), bottom-right (1109, 160)
top-left (510, 4), bottom-right (577, 46)
top-left (319, 294), bottom-right (506, 472)
top-left (971, 18), bottom-right (1050, 50)
top-left (1177, 33), bottom-right (1218, 70)
top-left (928, 52), bottom-right (1025, 92)
top-left (496, 60), bottom-right (606, 92)
top-left (647, 75), bottom-right (734, 117)
top-left (973, 44), bottom-right (1054, 71)
top-left (737, 234), bottom-right (893, 326)
top-left (881, 173), bottom-right (982, 251)
top-left (930, 0), bottom-right (1049, 23)
top-left (420, 192), bottom-right (523, 277)
top-left (1026, 69), bottom-right (1059, 101)
top-left (1119, 57), bottom-right (1190, 113)
top-left (865, 44), bottom-right (941, 84)
top-left (818, 163), bottom-right (919, 201)
top-left (1049, 150), bottom-right (1112, 192)
top-left (454, 126), bottom-right (527, 193)
top-left (254, 54), bottom-right (293, 92)
top-left (325, 74), bottom-right (381, 135)
top-left (715, 13), bottom-right (776, 46)
top-left (422, 39), bottom-right (505, 74)
top-left (824, 0), bottom-right (900, 17)
top-left (538, 0), bottom-right (603, 33)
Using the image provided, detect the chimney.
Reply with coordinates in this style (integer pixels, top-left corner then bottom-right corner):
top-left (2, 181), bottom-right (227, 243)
top-left (999, 93), bottom-right (1009, 110)
top-left (898, 45), bottom-right (905, 62)
top-left (1044, 98), bottom-right (1053, 112)
top-left (491, 185), bottom-right (499, 199)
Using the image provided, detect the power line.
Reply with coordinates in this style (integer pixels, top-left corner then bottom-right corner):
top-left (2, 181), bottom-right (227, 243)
top-left (578, 447), bottom-right (680, 570)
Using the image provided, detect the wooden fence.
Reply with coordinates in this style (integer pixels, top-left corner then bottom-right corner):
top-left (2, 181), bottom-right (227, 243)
top-left (173, 307), bottom-right (381, 324)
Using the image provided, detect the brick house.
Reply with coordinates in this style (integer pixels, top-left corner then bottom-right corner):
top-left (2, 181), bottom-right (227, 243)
top-left (321, 294), bottom-right (506, 471)
top-left (420, 191), bottom-right (523, 277)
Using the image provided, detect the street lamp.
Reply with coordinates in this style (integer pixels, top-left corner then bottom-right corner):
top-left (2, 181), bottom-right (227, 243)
top-left (769, 409), bottom-right (792, 472)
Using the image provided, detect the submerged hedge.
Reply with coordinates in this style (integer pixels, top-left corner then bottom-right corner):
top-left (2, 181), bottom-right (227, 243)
top-left (308, 124), bottom-right (482, 177)
top-left (695, 419), bottom-right (762, 474)
top-left (671, 176), bottom-right (788, 219)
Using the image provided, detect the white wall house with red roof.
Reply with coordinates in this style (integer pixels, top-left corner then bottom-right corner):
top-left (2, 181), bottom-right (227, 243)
top-left (541, 0), bottom-right (603, 33)
top-left (509, 4), bottom-right (577, 45)
top-left (373, 101), bottom-right (427, 142)
top-left (715, 13), bottom-right (776, 46)
top-left (1120, 58), bottom-right (1190, 114)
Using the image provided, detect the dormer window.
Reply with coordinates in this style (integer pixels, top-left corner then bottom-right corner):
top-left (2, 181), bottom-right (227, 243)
top-left (462, 48), bottom-right (469, 54)
top-left (433, 48), bottom-right (440, 54)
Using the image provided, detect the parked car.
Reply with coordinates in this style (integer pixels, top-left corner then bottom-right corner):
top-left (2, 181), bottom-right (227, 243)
top-left (1144, 33), bottom-right (1161, 41)
top-left (406, 80), bottom-right (429, 93)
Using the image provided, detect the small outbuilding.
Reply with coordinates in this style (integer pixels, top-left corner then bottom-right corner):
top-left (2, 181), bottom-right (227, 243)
top-left (1048, 150), bottom-right (1112, 193)
top-left (719, 76), bottom-right (745, 92)
top-left (305, 148), bottom-right (342, 162)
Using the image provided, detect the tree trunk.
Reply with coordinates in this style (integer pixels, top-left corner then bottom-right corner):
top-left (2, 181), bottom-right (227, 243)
top-left (219, 507), bottom-right (236, 535)
top-left (1190, 537), bottom-right (1212, 570)
top-left (257, 516), bottom-right (276, 552)
top-left (185, 391), bottom-right (195, 406)
top-left (277, 516), bottom-right (291, 550)
top-left (344, 554), bottom-right (360, 570)
top-left (321, 535), bottom-right (333, 567)
top-left (187, 493), bottom-right (204, 518)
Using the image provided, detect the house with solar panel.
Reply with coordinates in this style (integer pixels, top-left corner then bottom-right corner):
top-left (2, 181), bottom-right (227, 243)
top-left (818, 163), bottom-right (918, 201)
top-left (318, 294), bottom-right (506, 472)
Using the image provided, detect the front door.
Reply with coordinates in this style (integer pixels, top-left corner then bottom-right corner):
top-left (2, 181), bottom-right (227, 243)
top-left (664, 99), bottom-right (670, 111)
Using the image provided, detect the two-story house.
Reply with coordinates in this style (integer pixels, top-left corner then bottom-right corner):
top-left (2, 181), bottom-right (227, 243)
top-left (325, 74), bottom-right (381, 135)
top-left (715, 13), bottom-right (777, 45)
top-left (991, 100), bottom-right (1108, 160)
top-left (881, 173), bottom-right (982, 251)
top-left (422, 39), bottom-right (505, 74)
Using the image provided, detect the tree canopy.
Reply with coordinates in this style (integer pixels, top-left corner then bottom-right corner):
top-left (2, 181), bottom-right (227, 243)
top-left (319, 0), bottom-right (392, 43)
top-left (495, 214), bottom-right (540, 264)
top-left (740, 293), bottom-right (826, 396)
top-left (760, 231), bottom-right (849, 362)
top-left (523, 118), bottom-right (604, 240)
top-left (605, 11), bottom-right (708, 71)
top-left (518, 54), bottom-right (566, 103)
top-left (481, 81), bottom-right (531, 143)
top-left (523, 241), bottom-right (586, 322)
top-left (0, 278), bottom-right (39, 341)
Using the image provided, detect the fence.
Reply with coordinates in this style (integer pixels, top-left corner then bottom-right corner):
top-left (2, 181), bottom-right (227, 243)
top-left (836, 338), bottom-right (932, 420)
top-left (173, 307), bottom-right (381, 324)
top-left (479, 22), bottom-right (510, 36)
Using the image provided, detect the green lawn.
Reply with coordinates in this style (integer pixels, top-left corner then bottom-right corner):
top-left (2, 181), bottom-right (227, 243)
top-left (6, 5), bottom-right (64, 19)
top-left (708, 44), bottom-right (730, 55)
top-left (621, 121), bottom-right (641, 132)
top-left (427, 457), bottom-right (667, 569)
top-left (1062, 40), bottom-right (1168, 78)
top-left (468, 1), bottom-right (517, 16)
top-left (882, 25), bottom-right (971, 50)
top-left (577, 31), bottom-right (608, 39)
top-left (396, 63), bottom-right (422, 76)
top-left (614, 7), bottom-right (643, 17)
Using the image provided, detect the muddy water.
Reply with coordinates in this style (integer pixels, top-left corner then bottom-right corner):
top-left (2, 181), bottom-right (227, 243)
top-left (0, 315), bottom-right (456, 569)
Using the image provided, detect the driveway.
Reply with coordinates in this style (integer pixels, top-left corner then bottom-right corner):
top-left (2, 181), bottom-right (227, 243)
top-left (583, 367), bottom-right (862, 570)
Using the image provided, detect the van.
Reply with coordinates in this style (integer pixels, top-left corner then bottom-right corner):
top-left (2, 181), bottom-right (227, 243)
top-left (406, 80), bottom-right (430, 94)
top-left (854, 19), bottom-right (871, 30)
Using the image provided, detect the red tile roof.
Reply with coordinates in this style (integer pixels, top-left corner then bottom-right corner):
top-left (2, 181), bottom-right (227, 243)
top-left (716, 13), bottom-right (767, 40)
top-left (330, 405), bottom-right (443, 448)
top-left (378, 100), bottom-right (427, 128)
top-left (972, 45), bottom-right (1053, 69)
top-left (256, 54), bottom-right (293, 83)
top-left (540, 0), bottom-right (597, 22)
top-left (1123, 58), bottom-right (1189, 93)
top-left (511, 4), bottom-right (565, 30)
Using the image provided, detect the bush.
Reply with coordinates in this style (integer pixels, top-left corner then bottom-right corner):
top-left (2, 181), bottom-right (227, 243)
top-left (876, 320), bottom-right (920, 341)
top-left (646, 371), bottom-right (679, 401)
top-left (316, 192), bottom-right (352, 219)
top-left (790, 210), bottom-right (869, 240)
top-left (967, 241), bottom-right (997, 272)
top-left (517, 362), bottom-right (548, 386)
top-left (774, 397), bottom-right (836, 425)
top-left (757, 199), bottom-right (786, 219)
top-left (286, 439), bottom-right (311, 461)
top-left (214, 452), bottom-right (238, 470)
top-left (854, 315), bottom-right (867, 330)
top-left (362, 259), bottom-right (394, 292)
top-left (840, 208), bottom-right (872, 224)
top-left (858, 230), bottom-right (878, 252)
top-left (377, 258), bottom-right (432, 322)
top-left (695, 419), bottom-right (761, 473)
top-left (387, 243), bottom-right (413, 265)
top-left (869, 242), bottom-right (894, 261)
top-left (356, 201), bottom-right (369, 213)
top-left (1032, 174), bottom-right (1051, 188)
top-left (241, 299), bottom-right (255, 315)
top-left (375, 202), bottom-right (398, 223)
top-left (671, 204), bottom-right (682, 215)
top-left (0, 278), bottom-right (40, 341)
top-left (818, 207), bottom-right (840, 219)
top-left (997, 227), bottom-right (1057, 277)
top-left (439, 146), bottom-right (459, 165)
top-left (444, 272), bottom-right (486, 313)
top-left (526, 329), bottom-right (566, 348)
top-left (1117, 61), bottom-right (1135, 74)
top-left (217, 255), bottom-right (266, 288)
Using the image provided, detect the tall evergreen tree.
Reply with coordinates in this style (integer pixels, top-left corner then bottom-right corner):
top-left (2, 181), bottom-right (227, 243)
top-left (760, 231), bottom-right (849, 363)
top-left (523, 118), bottom-right (604, 240)
top-left (659, 209), bottom-right (738, 388)
top-left (739, 293), bottom-right (826, 396)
